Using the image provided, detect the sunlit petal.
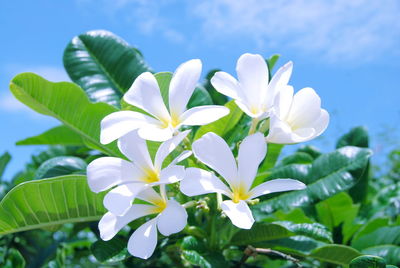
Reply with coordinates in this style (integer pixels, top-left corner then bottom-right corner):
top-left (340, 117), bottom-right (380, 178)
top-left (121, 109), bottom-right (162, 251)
top-left (179, 106), bottom-right (229, 126)
top-left (192, 132), bottom-right (237, 187)
top-left (124, 72), bottom-right (170, 122)
top-left (249, 179), bottom-right (306, 199)
top-left (154, 130), bottom-right (190, 170)
top-left (157, 200), bottom-right (188, 236)
top-left (87, 157), bottom-right (143, 193)
top-left (100, 111), bottom-right (159, 144)
top-left (237, 133), bottom-right (266, 191)
top-left (180, 167), bottom-right (232, 197)
top-left (99, 205), bottom-right (156, 241)
top-left (221, 200), bottom-right (254, 229)
top-left (169, 59), bottom-right (202, 117)
top-left (103, 183), bottom-right (146, 216)
top-left (127, 219), bottom-right (158, 259)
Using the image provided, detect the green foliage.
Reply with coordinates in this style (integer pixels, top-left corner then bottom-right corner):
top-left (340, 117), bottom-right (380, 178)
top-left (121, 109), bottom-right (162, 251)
top-left (254, 146), bottom-right (372, 216)
top-left (2, 29), bottom-right (397, 267)
top-left (10, 73), bottom-right (121, 157)
top-left (16, 126), bottom-right (84, 146)
top-left (0, 175), bottom-right (105, 235)
top-left (63, 30), bottom-right (151, 107)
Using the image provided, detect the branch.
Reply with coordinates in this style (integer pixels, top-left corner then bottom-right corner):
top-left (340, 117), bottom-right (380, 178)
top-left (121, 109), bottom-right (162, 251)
top-left (236, 245), bottom-right (302, 267)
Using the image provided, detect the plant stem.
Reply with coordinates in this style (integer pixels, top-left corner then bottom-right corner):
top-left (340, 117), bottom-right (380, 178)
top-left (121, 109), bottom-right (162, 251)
top-left (236, 245), bottom-right (302, 268)
top-left (248, 118), bottom-right (259, 135)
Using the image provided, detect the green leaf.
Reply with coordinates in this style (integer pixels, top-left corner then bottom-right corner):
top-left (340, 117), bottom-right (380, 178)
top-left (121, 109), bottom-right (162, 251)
top-left (337, 126), bottom-right (370, 203)
top-left (194, 100), bottom-right (243, 140)
top-left (182, 250), bottom-right (212, 268)
top-left (63, 30), bottom-right (151, 107)
top-left (351, 226), bottom-right (400, 250)
top-left (316, 192), bottom-right (360, 230)
top-left (254, 146), bottom-right (372, 217)
top-left (352, 218), bottom-right (390, 245)
top-left (258, 236), bottom-right (325, 256)
top-left (362, 246), bottom-right (400, 266)
top-left (231, 222), bottom-right (293, 245)
top-left (34, 156), bottom-right (87, 179)
top-left (297, 145), bottom-right (322, 160)
top-left (267, 54), bottom-right (280, 76)
top-left (0, 152), bottom-right (11, 179)
top-left (255, 144), bottom-right (285, 182)
top-left (309, 245), bottom-right (361, 266)
top-left (155, 72), bottom-right (173, 108)
top-left (337, 126), bottom-right (369, 148)
top-left (16, 125), bottom-right (84, 146)
top-left (10, 73), bottom-right (121, 157)
top-left (181, 236), bottom-right (206, 252)
top-left (187, 85), bottom-right (213, 108)
top-left (0, 175), bottom-right (105, 235)
top-left (91, 236), bottom-right (126, 262)
top-left (231, 221), bottom-right (332, 245)
top-left (350, 255), bottom-right (386, 268)
top-left (279, 152), bottom-right (314, 166)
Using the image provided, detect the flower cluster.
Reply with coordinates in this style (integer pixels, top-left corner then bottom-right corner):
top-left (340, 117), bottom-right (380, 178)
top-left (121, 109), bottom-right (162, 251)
top-left (87, 53), bottom-right (329, 259)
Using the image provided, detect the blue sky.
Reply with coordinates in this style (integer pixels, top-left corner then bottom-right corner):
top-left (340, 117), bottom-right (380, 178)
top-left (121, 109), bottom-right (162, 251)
top-left (1, 0), bottom-right (399, 179)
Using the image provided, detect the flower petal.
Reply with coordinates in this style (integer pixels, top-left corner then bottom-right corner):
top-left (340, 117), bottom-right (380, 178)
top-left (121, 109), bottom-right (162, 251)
top-left (180, 167), bottom-right (232, 197)
top-left (87, 157), bottom-right (144, 193)
top-left (192, 132), bottom-right (237, 187)
top-left (262, 61), bottom-right (293, 113)
top-left (236, 53), bottom-right (269, 109)
top-left (100, 111), bottom-right (159, 144)
top-left (265, 114), bottom-right (295, 144)
top-left (99, 204), bottom-right (156, 241)
top-left (221, 200), bottom-right (254, 229)
top-left (287, 87), bottom-right (322, 127)
top-left (136, 187), bottom-right (164, 205)
top-left (153, 165), bottom-right (185, 186)
top-left (137, 125), bottom-right (174, 142)
top-left (118, 130), bottom-right (154, 171)
top-left (312, 109), bottom-right (330, 136)
top-left (103, 183), bottom-right (146, 216)
top-left (211, 71), bottom-right (243, 100)
top-left (169, 59), bottom-right (202, 117)
top-left (238, 133), bottom-right (266, 191)
top-left (179, 106), bottom-right (229, 126)
top-left (124, 72), bottom-right (170, 122)
top-left (154, 130), bottom-right (190, 170)
top-left (128, 219), bottom-right (158, 259)
top-left (273, 85), bottom-right (294, 120)
top-left (249, 179), bottom-right (306, 199)
top-left (169, 150), bottom-right (192, 166)
top-left (157, 200), bottom-right (188, 236)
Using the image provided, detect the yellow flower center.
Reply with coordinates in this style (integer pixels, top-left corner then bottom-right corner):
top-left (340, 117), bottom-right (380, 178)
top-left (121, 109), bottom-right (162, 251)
top-left (151, 199), bottom-right (167, 213)
top-left (143, 169), bottom-right (160, 183)
top-left (232, 185), bottom-right (250, 203)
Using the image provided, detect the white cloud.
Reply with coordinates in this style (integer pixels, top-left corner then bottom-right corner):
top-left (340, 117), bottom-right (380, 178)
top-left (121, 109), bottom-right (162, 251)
top-left (191, 0), bottom-right (400, 62)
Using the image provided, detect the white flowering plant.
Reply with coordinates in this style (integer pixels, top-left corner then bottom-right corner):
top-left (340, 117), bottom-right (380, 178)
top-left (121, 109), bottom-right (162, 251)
top-left (2, 30), bottom-right (391, 267)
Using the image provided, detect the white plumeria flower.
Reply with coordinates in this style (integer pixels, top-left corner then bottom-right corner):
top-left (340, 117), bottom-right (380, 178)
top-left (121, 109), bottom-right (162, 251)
top-left (211, 53), bottom-right (293, 120)
top-left (266, 86), bottom-right (329, 144)
top-left (99, 187), bottom-right (188, 259)
top-left (180, 132), bottom-right (305, 229)
top-left (87, 130), bottom-right (191, 216)
top-left (100, 59), bottom-right (230, 143)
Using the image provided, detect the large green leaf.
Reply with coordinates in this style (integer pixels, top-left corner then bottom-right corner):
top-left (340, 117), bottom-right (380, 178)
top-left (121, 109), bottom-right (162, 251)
top-left (257, 236), bottom-right (325, 256)
top-left (91, 236), bottom-right (126, 262)
top-left (255, 144), bottom-right (285, 181)
top-left (230, 221), bottom-right (332, 245)
top-left (10, 73), bottom-right (121, 157)
top-left (350, 255), bottom-right (386, 268)
top-left (0, 175), bottom-right (105, 235)
top-left (202, 69), bottom-right (228, 105)
top-left (34, 156), bottom-right (87, 179)
top-left (309, 245), bottom-right (361, 266)
top-left (316, 192), bottom-right (360, 230)
top-left (194, 100), bottom-right (243, 140)
top-left (253, 146), bottom-right (372, 217)
top-left (16, 125), bottom-right (84, 146)
top-left (362, 246), bottom-right (400, 266)
top-left (0, 152), bottom-right (11, 179)
top-left (63, 30), bottom-right (151, 107)
top-left (351, 226), bottom-right (400, 250)
top-left (181, 250), bottom-right (212, 268)
top-left (337, 126), bottom-right (370, 203)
